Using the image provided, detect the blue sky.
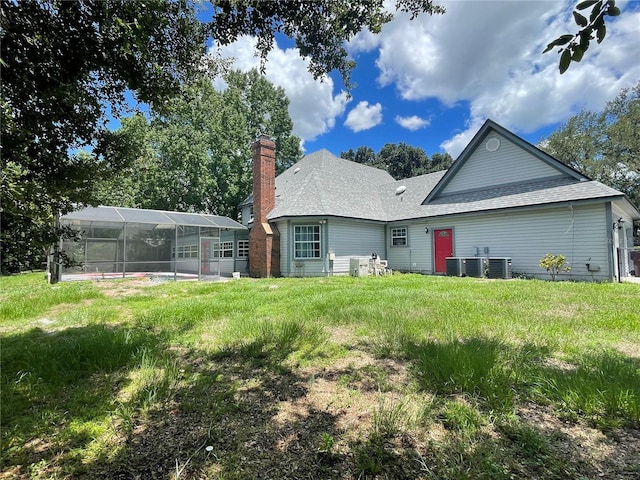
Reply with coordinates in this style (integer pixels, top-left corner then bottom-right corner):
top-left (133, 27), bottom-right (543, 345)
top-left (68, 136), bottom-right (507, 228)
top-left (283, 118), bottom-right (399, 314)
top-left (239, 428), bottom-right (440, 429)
top-left (210, 0), bottom-right (640, 160)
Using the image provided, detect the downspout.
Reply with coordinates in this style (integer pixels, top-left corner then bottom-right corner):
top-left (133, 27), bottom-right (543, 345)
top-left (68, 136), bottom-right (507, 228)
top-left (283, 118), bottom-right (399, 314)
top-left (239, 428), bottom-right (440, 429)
top-left (605, 202), bottom-right (616, 282)
top-left (620, 223), bottom-right (630, 277)
top-left (324, 220), bottom-right (329, 275)
top-left (383, 224), bottom-right (388, 267)
top-left (49, 213), bottom-right (60, 284)
top-left (613, 223), bottom-right (621, 283)
top-left (57, 233), bottom-right (63, 283)
top-left (287, 220), bottom-right (292, 276)
top-left (232, 230), bottom-right (236, 274)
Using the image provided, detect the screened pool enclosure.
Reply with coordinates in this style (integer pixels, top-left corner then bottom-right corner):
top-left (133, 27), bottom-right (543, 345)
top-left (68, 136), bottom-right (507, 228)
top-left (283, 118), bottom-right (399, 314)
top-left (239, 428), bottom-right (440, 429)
top-left (57, 206), bottom-right (248, 281)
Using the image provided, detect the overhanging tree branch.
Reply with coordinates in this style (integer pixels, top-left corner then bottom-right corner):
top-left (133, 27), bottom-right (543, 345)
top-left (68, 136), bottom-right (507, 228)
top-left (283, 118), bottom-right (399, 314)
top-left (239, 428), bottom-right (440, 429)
top-left (543, 0), bottom-right (621, 73)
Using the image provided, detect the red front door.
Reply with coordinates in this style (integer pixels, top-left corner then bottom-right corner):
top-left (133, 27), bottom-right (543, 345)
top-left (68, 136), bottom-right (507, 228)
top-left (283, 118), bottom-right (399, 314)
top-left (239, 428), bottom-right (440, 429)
top-left (434, 228), bottom-right (453, 274)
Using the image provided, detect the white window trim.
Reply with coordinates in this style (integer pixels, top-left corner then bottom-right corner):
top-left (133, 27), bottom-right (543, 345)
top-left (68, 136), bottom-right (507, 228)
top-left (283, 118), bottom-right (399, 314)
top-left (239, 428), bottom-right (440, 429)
top-left (294, 224), bottom-right (322, 259)
top-left (221, 241), bottom-right (233, 258)
top-left (391, 227), bottom-right (408, 247)
top-left (174, 244), bottom-right (199, 259)
top-left (237, 239), bottom-right (249, 259)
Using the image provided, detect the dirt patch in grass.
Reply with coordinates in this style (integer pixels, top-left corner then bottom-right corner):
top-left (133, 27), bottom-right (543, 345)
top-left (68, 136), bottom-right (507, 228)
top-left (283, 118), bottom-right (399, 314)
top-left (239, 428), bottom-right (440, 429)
top-left (6, 340), bottom-right (638, 480)
top-left (91, 278), bottom-right (159, 297)
top-left (518, 404), bottom-right (640, 479)
top-left (4, 324), bottom-right (639, 479)
top-left (329, 326), bottom-right (359, 346)
top-left (542, 357), bottom-right (578, 372)
top-left (616, 341), bottom-right (640, 359)
top-left (72, 343), bottom-right (423, 479)
top-left (73, 340), bottom-right (639, 480)
top-left (541, 303), bottom-right (584, 320)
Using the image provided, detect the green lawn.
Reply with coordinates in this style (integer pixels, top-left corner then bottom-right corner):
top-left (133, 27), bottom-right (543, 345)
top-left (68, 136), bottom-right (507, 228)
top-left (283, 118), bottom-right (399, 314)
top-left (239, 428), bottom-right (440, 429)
top-left (1, 273), bottom-right (639, 479)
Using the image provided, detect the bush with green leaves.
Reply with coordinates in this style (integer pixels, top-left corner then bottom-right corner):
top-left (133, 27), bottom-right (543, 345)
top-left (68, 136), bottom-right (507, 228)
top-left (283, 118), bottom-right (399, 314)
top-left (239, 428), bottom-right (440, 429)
top-left (539, 253), bottom-right (571, 280)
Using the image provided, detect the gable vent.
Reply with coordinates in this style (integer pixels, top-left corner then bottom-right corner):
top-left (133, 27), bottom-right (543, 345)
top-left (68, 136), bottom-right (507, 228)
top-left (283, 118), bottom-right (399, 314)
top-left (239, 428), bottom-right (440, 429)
top-left (486, 138), bottom-right (501, 152)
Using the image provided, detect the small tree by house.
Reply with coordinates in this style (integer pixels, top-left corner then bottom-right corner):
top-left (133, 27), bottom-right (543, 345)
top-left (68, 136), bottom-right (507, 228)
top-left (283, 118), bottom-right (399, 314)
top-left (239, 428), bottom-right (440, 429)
top-left (539, 253), bottom-right (571, 281)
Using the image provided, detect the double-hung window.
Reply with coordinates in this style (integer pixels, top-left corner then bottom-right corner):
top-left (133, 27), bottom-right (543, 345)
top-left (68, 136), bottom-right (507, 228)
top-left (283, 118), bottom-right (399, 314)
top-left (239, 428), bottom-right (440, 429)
top-left (391, 227), bottom-right (408, 246)
top-left (174, 245), bottom-right (198, 258)
top-left (237, 240), bottom-right (249, 258)
top-left (294, 225), bottom-right (321, 259)
top-left (221, 241), bottom-right (233, 258)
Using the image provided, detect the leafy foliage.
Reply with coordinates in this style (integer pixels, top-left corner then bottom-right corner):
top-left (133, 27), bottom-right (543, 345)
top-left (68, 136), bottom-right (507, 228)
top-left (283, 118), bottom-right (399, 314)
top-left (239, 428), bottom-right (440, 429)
top-left (0, 0), bottom-right (207, 273)
top-left (340, 146), bottom-right (381, 169)
top-left (341, 143), bottom-right (453, 179)
top-left (3, 1), bottom-right (444, 273)
top-left (207, 0), bottom-right (445, 91)
top-left (541, 82), bottom-right (640, 211)
top-left (539, 253), bottom-right (572, 281)
top-left (543, 0), bottom-right (621, 73)
top-left (97, 71), bottom-right (302, 217)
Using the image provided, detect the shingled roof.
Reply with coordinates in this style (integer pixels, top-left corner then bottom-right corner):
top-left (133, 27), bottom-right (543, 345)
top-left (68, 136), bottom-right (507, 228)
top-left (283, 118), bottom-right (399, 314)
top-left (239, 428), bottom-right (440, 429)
top-left (267, 149), bottom-right (394, 221)
top-left (243, 120), bottom-right (638, 223)
top-left (263, 150), bottom-right (627, 222)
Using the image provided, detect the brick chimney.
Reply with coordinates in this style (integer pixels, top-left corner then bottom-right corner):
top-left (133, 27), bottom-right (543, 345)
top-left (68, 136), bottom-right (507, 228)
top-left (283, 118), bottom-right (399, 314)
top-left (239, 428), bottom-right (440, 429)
top-left (249, 135), bottom-right (280, 277)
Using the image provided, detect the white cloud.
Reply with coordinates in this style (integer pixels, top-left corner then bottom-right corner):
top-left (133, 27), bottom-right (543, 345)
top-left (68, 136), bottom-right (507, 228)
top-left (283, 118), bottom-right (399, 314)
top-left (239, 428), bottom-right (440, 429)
top-left (208, 2), bottom-right (640, 157)
top-left (210, 37), bottom-right (350, 143)
top-left (370, 0), bottom-right (640, 156)
top-left (395, 114), bottom-right (430, 131)
top-left (348, 27), bottom-right (382, 54)
top-left (376, 1), bottom-right (557, 103)
top-left (344, 101), bottom-right (383, 132)
top-left (440, 117), bottom-right (485, 159)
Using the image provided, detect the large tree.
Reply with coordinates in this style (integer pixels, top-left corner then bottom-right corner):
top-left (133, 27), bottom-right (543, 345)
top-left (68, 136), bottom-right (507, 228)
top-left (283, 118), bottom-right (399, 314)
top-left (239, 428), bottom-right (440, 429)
top-left (379, 143), bottom-right (430, 179)
top-left (0, 0), bottom-right (444, 273)
top-left (541, 82), bottom-right (640, 209)
top-left (98, 71), bottom-right (302, 218)
top-left (341, 143), bottom-right (453, 180)
top-left (1, 0), bottom-right (208, 273)
top-left (341, 146), bottom-right (384, 170)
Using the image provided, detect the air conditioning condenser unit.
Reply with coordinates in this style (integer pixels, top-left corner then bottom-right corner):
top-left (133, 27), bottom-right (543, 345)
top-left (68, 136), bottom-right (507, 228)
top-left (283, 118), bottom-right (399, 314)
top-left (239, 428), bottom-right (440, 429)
top-left (465, 257), bottom-right (486, 278)
top-left (487, 258), bottom-right (512, 279)
top-left (445, 257), bottom-right (465, 276)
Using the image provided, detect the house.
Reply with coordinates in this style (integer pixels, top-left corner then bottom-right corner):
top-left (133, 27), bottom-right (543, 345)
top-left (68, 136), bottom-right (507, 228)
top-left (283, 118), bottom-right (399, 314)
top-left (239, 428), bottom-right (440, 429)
top-left (241, 120), bottom-right (639, 281)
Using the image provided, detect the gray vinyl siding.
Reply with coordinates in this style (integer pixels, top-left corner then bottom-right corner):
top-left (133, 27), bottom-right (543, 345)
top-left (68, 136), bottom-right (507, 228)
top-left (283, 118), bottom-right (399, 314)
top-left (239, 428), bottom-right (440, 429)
top-left (234, 231), bottom-right (249, 274)
top-left (218, 259), bottom-right (235, 275)
top-left (386, 223), bottom-right (433, 273)
top-left (328, 219), bottom-right (386, 275)
top-left (276, 218), bottom-right (385, 276)
top-left (235, 259), bottom-right (248, 274)
top-left (240, 205), bottom-right (252, 226)
top-left (275, 220), bottom-right (290, 276)
top-left (328, 219), bottom-right (385, 256)
top-left (386, 204), bottom-right (611, 280)
top-left (277, 220), bottom-right (327, 277)
top-left (448, 203), bottom-right (610, 280)
top-left (442, 133), bottom-right (562, 195)
top-left (218, 231), bottom-right (235, 276)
